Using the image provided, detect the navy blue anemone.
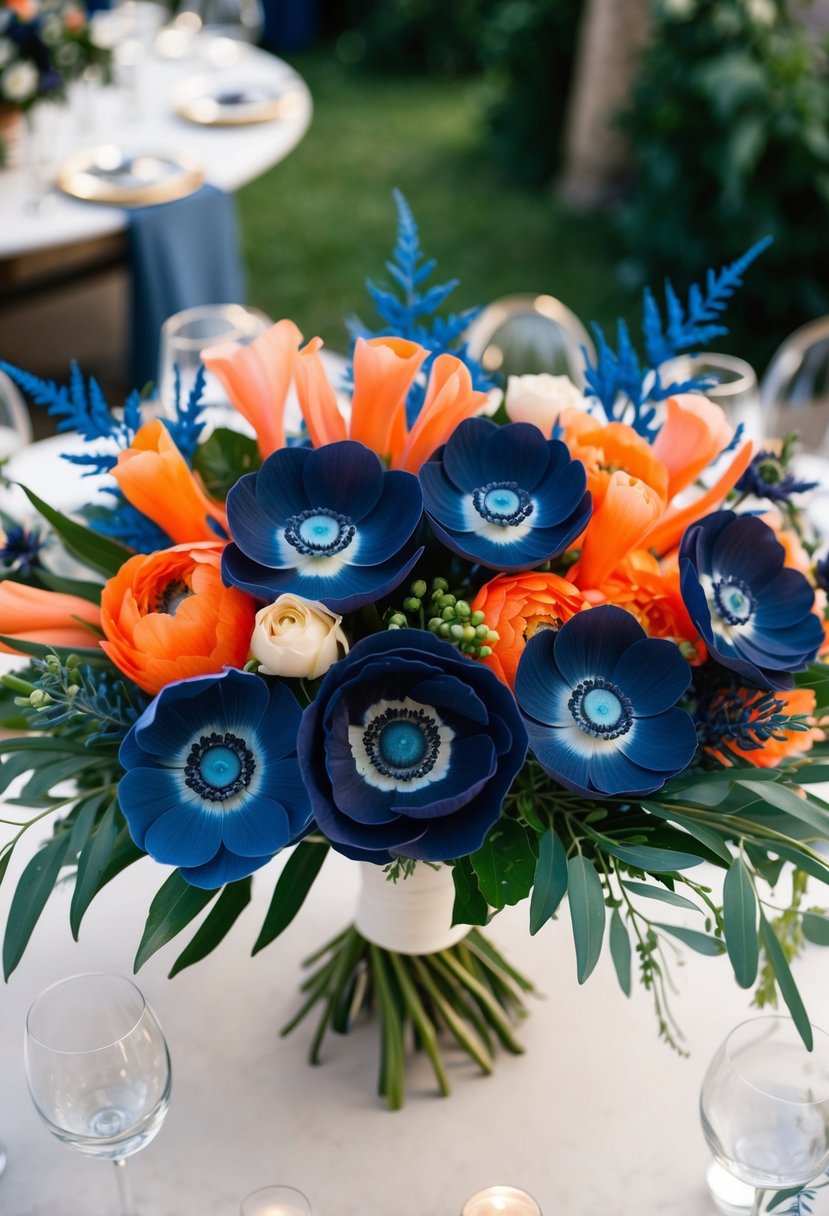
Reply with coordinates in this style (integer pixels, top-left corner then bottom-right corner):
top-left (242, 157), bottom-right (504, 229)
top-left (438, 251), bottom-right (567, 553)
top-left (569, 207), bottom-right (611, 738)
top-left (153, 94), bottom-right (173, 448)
top-left (515, 605), bottom-right (697, 798)
top-left (296, 628), bottom-right (527, 864)
top-left (118, 669), bottom-right (312, 888)
top-left (679, 510), bottom-right (824, 691)
top-left (223, 440), bottom-right (424, 614)
top-left (419, 418), bottom-right (591, 572)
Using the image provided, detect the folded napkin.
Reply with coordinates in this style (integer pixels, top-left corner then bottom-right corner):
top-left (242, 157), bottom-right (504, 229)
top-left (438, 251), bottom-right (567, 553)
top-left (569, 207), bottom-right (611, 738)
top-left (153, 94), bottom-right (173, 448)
top-left (127, 182), bottom-right (246, 388)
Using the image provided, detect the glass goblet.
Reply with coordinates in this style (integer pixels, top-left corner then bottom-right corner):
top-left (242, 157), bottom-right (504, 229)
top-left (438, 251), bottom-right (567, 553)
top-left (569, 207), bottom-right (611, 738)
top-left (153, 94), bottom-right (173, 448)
top-left (240, 1185), bottom-right (313, 1215)
top-left (157, 302), bottom-right (271, 416)
top-left (700, 1016), bottom-right (829, 1216)
top-left (661, 351), bottom-right (761, 440)
top-left (25, 972), bottom-right (171, 1216)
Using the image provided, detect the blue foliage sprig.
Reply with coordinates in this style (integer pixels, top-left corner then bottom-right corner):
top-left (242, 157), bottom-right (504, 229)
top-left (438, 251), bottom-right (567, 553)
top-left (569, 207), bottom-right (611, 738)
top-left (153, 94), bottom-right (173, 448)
top-left (349, 190), bottom-right (497, 424)
top-left (584, 236), bottom-right (772, 439)
top-left (18, 654), bottom-right (141, 746)
top-left (696, 683), bottom-right (809, 763)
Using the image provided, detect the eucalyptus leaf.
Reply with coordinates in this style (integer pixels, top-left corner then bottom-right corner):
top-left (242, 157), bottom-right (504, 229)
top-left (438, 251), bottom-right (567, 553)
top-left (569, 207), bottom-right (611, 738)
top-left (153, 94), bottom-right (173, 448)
top-left (170, 879), bottom-right (252, 977)
top-left (609, 908), bottom-right (632, 997)
top-left (599, 840), bottom-right (704, 873)
top-left (622, 880), bottom-right (701, 914)
top-left (3, 833), bottom-right (72, 979)
top-left (529, 827), bottom-right (567, 934)
top-left (802, 912), bottom-right (829, 947)
top-left (738, 780), bottom-right (829, 838)
top-left (653, 923), bottom-right (726, 956)
top-left (134, 871), bottom-right (217, 972)
top-left (471, 819), bottom-right (537, 911)
top-left (252, 841), bottom-right (328, 955)
top-left (567, 854), bottom-right (606, 984)
top-left (760, 914), bottom-right (813, 1051)
top-left (723, 859), bottom-right (758, 989)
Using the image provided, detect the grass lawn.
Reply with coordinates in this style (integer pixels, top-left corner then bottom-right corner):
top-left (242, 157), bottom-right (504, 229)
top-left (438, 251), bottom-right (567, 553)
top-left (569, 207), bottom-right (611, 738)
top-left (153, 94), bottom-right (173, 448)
top-left (238, 48), bottom-right (636, 351)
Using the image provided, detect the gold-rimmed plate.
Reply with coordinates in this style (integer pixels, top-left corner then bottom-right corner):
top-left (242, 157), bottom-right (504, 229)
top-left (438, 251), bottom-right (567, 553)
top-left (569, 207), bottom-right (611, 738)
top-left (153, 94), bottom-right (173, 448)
top-left (57, 145), bottom-right (205, 207)
top-left (173, 75), bottom-right (304, 126)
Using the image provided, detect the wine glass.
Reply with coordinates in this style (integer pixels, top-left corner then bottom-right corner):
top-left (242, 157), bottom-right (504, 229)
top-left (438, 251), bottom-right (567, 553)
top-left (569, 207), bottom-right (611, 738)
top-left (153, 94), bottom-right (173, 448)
top-left (464, 294), bottom-right (595, 385)
top-left (25, 973), bottom-right (171, 1216)
top-left (240, 1186), bottom-right (313, 1215)
top-left (157, 302), bottom-right (271, 417)
top-left (661, 351), bottom-right (762, 440)
top-left (700, 1016), bottom-right (829, 1216)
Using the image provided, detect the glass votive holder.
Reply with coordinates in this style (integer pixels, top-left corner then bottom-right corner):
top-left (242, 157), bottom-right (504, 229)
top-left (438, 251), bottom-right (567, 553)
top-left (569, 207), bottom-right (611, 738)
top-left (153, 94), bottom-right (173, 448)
top-left (240, 1185), bottom-right (312, 1216)
top-left (660, 352), bottom-right (761, 440)
top-left (461, 1185), bottom-right (542, 1216)
top-left (157, 302), bottom-right (271, 414)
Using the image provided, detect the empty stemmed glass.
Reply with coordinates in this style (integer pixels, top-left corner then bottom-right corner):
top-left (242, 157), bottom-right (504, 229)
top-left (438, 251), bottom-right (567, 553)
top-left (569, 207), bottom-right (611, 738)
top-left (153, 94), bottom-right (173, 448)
top-left (25, 973), bottom-right (171, 1216)
top-left (700, 1016), bottom-right (829, 1216)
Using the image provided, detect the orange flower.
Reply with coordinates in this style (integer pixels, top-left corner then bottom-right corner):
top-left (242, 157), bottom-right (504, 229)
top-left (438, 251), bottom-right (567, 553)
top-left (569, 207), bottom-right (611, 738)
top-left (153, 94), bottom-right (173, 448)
top-left (557, 410), bottom-right (669, 506)
top-left (295, 336), bottom-right (488, 472)
top-left (582, 550), bottom-right (706, 663)
top-left (202, 319), bottom-right (302, 459)
top-left (100, 543), bottom-right (256, 695)
top-left (708, 689), bottom-right (823, 769)
top-left (470, 571), bottom-right (591, 687)
top-left (7, 0), bottom-right (38, 19)
top-left (573, 472), bottom-right (664, 589)
top-left (111, 420), bottom-right (227, 545)
top-left (0, 582), bottom-right (101, 654)
top-left (651, 393), bottom-right (733, 500)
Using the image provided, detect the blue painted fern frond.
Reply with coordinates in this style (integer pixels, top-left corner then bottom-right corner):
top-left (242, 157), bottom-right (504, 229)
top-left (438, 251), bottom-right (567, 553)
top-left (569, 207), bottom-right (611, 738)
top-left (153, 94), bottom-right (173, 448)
top-left (349, 190), bottom-right (496, 425)
top-left (164, 365), bottom-right (207, 461)
top-left (89, 490), bottom-right (171, 553)
top-left (584, 237), bottom-right (772, 439)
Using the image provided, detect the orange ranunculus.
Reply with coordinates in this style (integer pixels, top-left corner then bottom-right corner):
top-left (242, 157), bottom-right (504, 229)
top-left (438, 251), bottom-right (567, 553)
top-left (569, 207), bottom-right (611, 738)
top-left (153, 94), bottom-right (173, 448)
top-left (582, 549), bottom-right (706, 663)
top-left (708, 689), bottom-right (824, 769)
top-left (0, 582), bottom-right (101, 654)
top-left (556, 410), bottom-right (669, 507)
top-left (202, 319), bottom-right (302, 459)
top-left (470, 571), bottom-right (591, 688)
top-left (100, 543), bottom-right (256, 695)
top-left (111, 420), bottom-right (227, 546)
top-left (295, 335), bottom-right (488, 472)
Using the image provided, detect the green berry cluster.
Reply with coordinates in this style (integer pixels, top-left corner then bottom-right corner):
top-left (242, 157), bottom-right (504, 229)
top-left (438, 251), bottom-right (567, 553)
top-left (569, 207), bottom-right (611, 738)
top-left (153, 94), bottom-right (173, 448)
top-left (387, 577), bottom-right (498, 659)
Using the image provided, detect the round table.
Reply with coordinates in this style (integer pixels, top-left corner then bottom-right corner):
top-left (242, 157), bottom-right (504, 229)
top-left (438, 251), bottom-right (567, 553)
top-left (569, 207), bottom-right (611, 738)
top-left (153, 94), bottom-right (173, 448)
top-left (0, 38), bottom-right (312, 261)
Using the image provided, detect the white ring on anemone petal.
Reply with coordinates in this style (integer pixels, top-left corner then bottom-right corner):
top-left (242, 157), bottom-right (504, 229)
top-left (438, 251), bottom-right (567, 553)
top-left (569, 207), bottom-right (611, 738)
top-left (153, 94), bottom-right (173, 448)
top-left (461, 495), bottom-right (536, 544)
top-left (348, 697), bottom-right (454, 793)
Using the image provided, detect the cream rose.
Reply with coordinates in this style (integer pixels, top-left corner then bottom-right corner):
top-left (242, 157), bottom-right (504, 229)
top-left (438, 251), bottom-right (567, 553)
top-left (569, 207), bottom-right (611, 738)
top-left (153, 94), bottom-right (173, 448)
top-left (504, 373), bottom-right (586, 433)
top-left (251, 594), bottom-right (348, 679)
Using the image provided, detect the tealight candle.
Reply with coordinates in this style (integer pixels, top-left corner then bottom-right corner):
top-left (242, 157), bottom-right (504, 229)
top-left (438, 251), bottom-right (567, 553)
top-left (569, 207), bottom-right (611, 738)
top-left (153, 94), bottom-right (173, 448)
top-left (239, 1185), bottom-right (312, 1216)
top-left (461, 1185), bottom-right (542, 1216)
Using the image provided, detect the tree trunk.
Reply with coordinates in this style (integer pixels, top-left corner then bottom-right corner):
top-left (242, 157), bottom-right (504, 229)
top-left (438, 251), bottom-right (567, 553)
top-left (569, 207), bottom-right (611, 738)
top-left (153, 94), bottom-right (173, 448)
top-left (558, 0), bottom-right (652, 209)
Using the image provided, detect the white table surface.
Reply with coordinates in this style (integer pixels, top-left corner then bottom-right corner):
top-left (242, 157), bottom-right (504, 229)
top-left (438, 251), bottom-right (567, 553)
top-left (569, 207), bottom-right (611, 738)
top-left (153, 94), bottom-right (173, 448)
top-left (1, 824), bottom-right (829, 1216)
top-left (0, 38), bottom-right (312, 259)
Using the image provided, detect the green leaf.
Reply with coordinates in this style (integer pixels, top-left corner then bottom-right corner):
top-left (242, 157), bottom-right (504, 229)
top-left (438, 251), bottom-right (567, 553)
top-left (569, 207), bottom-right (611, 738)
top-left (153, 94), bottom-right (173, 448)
top-left (3, 833), bottom-right (72, 979)
top-left (723, 860), bottom-right (758, 989)
top-left (802, 912), bottom-right (829, 947)
top-left (70, 798), bottom-right (121, 939)
top-left (609, 908), bottom-right (632, 997)
top-left (642, 804), bottom-right (736, 864)
top-left (772, 843), bottom-right (829, 887)
top-left (17, 483), bottom-right (130, 577)
top-left (36, 568), bottom-right (103, 605)
top-left (169, 879), bottom-right (252, 977)
top-left (738, 779), bottom-right (829, 838)
top-left (621, 880), bottom-right (701, 913)
top-left (653, 924), bottom-right (726, 956)
top-left (760, 914), bottom-right (813, 1051)
top-left (451, 855), bottom-right (489, 926)
top-left (567, 854), bottom-right (606, 984)
top-left (252, 841), bottom-right (328, 955)
top-left (0, 635), bottom-right (104, 664)
top-left (599, 840), bottom-right (704, 873)
top-left (529, 827), bottom-right (568, 934)
top-left (193, 427), bottom-right (261, 500)
top-left (470, 818), bottom-right (537, 910)
top-left (134, 871), bottom-right (217, 971)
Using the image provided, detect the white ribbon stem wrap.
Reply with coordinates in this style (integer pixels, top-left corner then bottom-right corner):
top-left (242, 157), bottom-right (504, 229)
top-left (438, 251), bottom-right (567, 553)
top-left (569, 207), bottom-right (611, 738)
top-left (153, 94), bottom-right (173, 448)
top-left (354, 861), bottom-right (470, 955)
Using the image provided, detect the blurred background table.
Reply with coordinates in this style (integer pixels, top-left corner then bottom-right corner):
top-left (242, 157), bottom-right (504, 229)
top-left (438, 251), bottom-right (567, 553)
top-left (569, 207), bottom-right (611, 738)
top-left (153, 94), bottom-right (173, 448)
top-left (1, 822), bottom-right (828, 1216)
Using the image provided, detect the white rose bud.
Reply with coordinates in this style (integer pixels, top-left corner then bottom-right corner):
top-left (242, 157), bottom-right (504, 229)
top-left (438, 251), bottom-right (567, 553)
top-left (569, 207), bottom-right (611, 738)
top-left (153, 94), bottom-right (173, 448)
top-left (504, 373), bottom-right (586, 433)
top-left (251, 594), bottom-right (349, 679)
top-left (1, 61), bottom-right (39, 104)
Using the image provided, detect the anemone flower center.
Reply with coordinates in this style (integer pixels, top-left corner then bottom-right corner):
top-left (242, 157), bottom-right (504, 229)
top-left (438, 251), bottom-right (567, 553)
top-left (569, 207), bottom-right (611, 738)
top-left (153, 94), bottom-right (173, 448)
top-left (472, 481), bottom-right (534, 528)
top-left (284, 508), bottom-right (356, 557)
top-left (363, 707), bottom-right (441, 780)
top-left (569, 678), bottom-right (632, 740)
top-left (713, 577), bottom-right (754, 626)
top-left (184, 731), bottom-right (256, 802)
top-left (156, 578), bottom-right (193, 615)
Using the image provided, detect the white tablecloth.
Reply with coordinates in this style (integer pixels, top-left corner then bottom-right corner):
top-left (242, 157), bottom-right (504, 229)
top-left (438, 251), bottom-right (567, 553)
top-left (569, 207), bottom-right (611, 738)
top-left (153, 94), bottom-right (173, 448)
top-left (1, 827), bottom-right (828, 1216)
top-left (0, 40), bottom-right (312, 260)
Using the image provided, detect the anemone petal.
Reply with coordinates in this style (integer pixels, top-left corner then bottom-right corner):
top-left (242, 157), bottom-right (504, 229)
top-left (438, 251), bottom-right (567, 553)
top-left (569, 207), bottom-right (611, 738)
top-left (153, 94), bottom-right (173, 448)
top-left (553, 604), bottom-right (645, 688)
top-left (225, 473), bottom-right (288, 566)
top-left (180, 846), bottom-right (273, 889)
top-left (711, 515), bottom-right (784, 584)
top-left (479, 422), bottom-right (551, 488)
top-left (398, 794), bottom-right (503, 860)
top-left (622, 709), bottom-right (697, 774)
top-left (301, 441), bottom-right (385, 518)
top-left (351, 472), bottom-right (423, 565)
top-left (117, 766), bottom-right (184, 848)
top-left (525, 720), bottom-right (593, 791)
top-left (753, 570), bottom-right (816, 628)
top-left (531, 458), bottom-right (588, 527)
top-left (515, 636), bottom-right (572, 726)
top-left (144, 803), bottom-right (224, 867)
top-left (441, 417), bottom-right (497, 489)
top-left (323, 726), bottom-right (400, 823)
top-left (408, 674), bottom-right (489, 726)
top-left (587, 747), bottom-right (664, 796)
top-left (221, 795), bottom-right (292, 856)
top-left (419, 462), bottom-right (471, 531)
top-left (213, 668), bottom-right (270, 732)
top-left (251, 446), bottom-right (311, 519)
top-left (611, 638), bottom-right (690, 714)
top-left (391, 735), bottom-right (497, 818)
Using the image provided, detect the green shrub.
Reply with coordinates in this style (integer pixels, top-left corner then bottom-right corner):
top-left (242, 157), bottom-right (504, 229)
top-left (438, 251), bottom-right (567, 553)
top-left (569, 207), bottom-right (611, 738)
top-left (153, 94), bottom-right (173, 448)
top-left (621, 0), bottom-right (829, 364)
top-left (346, 0), bottom-right (500, 76)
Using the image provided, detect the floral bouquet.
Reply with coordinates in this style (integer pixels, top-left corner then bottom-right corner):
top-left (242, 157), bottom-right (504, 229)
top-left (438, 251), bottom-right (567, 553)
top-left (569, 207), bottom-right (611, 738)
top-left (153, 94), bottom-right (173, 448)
top-left (1, 197), bottom-right (829, 1110)
top-left (0, 0), bottom-right (111, 113)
